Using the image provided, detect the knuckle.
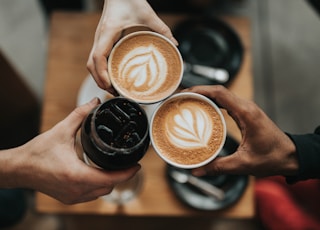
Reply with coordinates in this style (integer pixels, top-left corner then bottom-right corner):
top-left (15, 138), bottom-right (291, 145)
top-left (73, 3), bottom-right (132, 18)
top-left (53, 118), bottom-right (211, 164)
top-left (86, 60), bottom-right (94, 71)
top-left (73, 106), bottom-right (87, 118)
top-left (213, 84), bottom-right (227, 92)
top-left (158, 24), bottom-right (171, 35)
top-left (205, 163), bottom-right (224, 175)
top-left (212, 85), bottom-right (227, 97)
top-left (92, 52), bottom-right (100, 63)
top-left (239, 100), bottom-right (262, 120)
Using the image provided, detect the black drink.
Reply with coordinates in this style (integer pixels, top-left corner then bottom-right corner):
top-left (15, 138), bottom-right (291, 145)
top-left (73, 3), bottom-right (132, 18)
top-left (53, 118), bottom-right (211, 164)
top-left (81, 97), bottom-right (150, 170)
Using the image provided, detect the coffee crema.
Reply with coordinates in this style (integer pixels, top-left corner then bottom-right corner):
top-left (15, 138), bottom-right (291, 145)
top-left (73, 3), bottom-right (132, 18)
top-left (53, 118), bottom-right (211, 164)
top-left (151, 94), bottom-right (226, 167)
top-left (108, 31), bottom-right (183, 104)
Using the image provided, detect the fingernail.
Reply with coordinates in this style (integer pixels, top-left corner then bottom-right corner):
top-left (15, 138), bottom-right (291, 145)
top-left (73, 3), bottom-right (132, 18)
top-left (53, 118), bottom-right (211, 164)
top-left (171, 37), bottom-right (179, 46)
top-left (88, 97), bottom-right (100, 105)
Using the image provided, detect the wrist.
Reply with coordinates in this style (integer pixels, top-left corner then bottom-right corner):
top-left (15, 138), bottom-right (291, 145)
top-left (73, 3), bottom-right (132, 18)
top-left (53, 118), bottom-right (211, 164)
top-left (0, 146), bottom-right (25, 188)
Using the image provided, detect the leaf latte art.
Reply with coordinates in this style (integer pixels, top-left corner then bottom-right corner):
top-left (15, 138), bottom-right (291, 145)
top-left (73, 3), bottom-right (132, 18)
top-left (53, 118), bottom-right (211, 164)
top-left (119, 45), bottom-right (167, 95)
top-left (166, 107), bottom-right (213, 148)
top-left (151, 95), bottom-right (226, 167)
top-left (109, 32), bottom-right (182, 103)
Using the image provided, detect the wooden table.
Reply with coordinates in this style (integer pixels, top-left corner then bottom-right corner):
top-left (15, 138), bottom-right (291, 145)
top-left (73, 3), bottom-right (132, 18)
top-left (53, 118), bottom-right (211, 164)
top-left (36, 12), bottom-right (254, 218)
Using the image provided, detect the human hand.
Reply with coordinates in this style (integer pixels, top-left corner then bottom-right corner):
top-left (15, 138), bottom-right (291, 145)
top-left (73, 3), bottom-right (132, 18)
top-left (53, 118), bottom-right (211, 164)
top-left (87, 0), bottom-right (178, 94)
top-left (9, 98), bottom-right (141, 204)
top-left (184, 85), bottom-right (299, 177)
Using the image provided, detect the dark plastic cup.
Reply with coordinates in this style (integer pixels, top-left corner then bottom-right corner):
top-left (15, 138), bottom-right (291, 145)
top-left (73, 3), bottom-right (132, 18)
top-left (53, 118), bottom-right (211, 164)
top-left (81, 97), bottom-right (150, 170)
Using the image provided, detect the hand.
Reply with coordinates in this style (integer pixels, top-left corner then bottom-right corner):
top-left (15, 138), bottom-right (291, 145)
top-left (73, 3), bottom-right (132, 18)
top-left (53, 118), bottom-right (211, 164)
top-left (1, 98), bottom-right (140, 204)
top-left (87, 0), bottom-right (178, 94)
top-left (184, 85), bottom-right (299, 177)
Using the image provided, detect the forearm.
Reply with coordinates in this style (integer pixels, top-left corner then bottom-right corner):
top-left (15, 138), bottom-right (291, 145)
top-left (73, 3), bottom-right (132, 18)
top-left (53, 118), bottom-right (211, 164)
top-left (0, 146), bottom-right (25, 188)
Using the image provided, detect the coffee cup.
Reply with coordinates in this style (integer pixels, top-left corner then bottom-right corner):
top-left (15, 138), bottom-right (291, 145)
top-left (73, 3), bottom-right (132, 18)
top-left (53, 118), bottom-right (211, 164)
top-left (150, 92), bottom-right (226, 169)
top-left (108, 31), bottom-right (183, 104)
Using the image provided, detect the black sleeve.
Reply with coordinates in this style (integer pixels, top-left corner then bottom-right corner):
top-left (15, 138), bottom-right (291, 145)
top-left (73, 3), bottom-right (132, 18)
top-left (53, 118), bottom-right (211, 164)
top-left (286, 126), bottom-right (320, 183)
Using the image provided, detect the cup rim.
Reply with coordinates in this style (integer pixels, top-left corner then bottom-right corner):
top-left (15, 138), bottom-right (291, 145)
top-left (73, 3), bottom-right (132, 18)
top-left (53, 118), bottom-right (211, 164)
top-left (108, 30), bottom-right (184, 104)
top-left (150, 92), bottom-right (227, 169)
top-left (90, 97), bottom-right (150, 152)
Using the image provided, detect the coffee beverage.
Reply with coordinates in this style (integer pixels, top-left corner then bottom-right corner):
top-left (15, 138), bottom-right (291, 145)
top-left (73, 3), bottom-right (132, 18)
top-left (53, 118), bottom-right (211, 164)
top-left (108, 31), bottom-right (183, 104)
top-left (81, 97), bottom-right (150, 170)
top-left (150, 92), bottom-right (226, 168)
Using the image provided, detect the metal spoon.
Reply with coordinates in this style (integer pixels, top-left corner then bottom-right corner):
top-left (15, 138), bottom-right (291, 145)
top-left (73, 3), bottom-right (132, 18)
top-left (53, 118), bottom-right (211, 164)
top-left (170, 169), bottom-right (225, 201)
top-left (183, 62), bottom-right (229, 84)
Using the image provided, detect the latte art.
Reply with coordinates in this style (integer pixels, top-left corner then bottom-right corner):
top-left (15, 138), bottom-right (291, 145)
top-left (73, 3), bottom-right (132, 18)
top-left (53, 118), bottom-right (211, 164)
top-left (108, 31), bottom-right (183, 104)
top-left (119, 45), bottom-right (167, 95)
top-left (166, 107), bottom-right (213, 148)
top-left (151, 93), bottom-right (226, 168)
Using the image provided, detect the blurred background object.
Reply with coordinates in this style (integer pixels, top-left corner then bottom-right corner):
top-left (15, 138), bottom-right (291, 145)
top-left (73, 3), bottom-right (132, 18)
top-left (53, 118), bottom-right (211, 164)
top-left (38, 0), bottom-right (84, 16)
top-left (0, 51), bottom-right (39, 149)
top-left (1, 0), bottom-right (319, 135)
top-left (307, 0), bottom-right (320, 16)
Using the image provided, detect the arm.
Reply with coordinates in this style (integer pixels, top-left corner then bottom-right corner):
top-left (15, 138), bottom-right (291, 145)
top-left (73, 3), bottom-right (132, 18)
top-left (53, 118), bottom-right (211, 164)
top-left (0, 98), bottom-right (140, 204)
top-left (87, 0), bottom-right (177, 93)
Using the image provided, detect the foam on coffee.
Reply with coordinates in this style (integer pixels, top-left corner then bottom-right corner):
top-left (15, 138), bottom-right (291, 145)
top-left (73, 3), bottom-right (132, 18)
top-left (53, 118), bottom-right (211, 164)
top-left (108, 31), bottom-right (183, 104)
top-left (151, 93), bottom-right (226, 168)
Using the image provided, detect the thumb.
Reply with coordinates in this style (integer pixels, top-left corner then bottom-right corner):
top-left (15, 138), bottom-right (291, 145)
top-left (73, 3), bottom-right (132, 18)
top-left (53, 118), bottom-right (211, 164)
top-left (59, 97), bottom-right (100, 135)
top-left (192, 153), bottom-right (243, 176)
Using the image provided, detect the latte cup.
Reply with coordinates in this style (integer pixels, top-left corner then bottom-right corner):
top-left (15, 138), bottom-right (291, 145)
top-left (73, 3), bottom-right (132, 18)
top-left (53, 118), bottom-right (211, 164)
top-left (150, 92), bottom-right (226, 169)
top-left (108, 31), bottom-right (183, 104)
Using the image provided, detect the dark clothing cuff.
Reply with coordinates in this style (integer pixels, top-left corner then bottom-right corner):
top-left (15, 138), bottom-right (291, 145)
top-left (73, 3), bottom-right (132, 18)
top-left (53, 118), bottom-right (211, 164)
top-left (285, 126), bottom-right (320, 184)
